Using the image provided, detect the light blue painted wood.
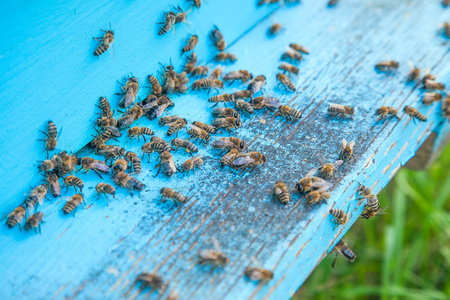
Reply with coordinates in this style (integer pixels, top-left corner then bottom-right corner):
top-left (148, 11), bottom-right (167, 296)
top-left (0, 0), bottom-right (449, 299)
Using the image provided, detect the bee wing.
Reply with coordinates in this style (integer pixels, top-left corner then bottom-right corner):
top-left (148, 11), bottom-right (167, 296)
top-left (232, 155), bottom-right (256, 166)
top-left (124, 87), bottom-right (137, 106)
top-left (341, 138), bottom-right (348, 148)
top-left (305, 167), bottom-right (319, 177)
top-left (190, 124), bottom-right (201, 131)
top-left (329, 103), bottom-right (345, 110)
top-left (349, 141), bottom-right (355, 148)
top-left (212, 237), bottom-right (222, 251)
top-left (333, 160), bottom-right (344, 168)
top-left (211, 139), bottom-right (234, 148)
top-left (199, 249), bottom-right (216, 259)
top-left (248, 269), bottom-right (263, 281)
top-left (264, 97), bottom-right (281, 108)
top-left (311, 181), bottom-right (333, 192)
top-left (154, 104), bottom-right (168, 118)
top-left (38, 195), bottom-right (45, 205)
top-left (92, 161), bottom-right (111, 172)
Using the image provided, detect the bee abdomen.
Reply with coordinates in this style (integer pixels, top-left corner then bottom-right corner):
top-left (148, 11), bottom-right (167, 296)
top-left (7, 218), bottom-right (18, 228)
top-left (413, 111), bottom-right (427, 121)
top-left (130, 178), bottom-right (145, 191)
top-left (330, 208), bottom-right (344, 218)
top-left (94, 43), bottom-right (110, 56)
top-left (63, 201), bottom-right (77, 214)
top-left (277, 193), bottom-right (290, 204)
top-left (48, 121), bottom-right (57, 138)
top-left (131, 159), bottom-right (141, 174)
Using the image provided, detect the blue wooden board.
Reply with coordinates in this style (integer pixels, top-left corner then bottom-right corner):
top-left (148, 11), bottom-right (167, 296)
top-left (0, 0), bottom-right (449, 299)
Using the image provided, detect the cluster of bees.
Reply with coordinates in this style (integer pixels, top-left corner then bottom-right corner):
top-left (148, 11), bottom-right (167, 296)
top-left (5, 0), bottom-right (450, 298)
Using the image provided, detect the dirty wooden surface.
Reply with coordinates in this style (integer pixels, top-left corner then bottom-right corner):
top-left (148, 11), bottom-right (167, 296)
top-left (1, 0), bottom-right (450, 299)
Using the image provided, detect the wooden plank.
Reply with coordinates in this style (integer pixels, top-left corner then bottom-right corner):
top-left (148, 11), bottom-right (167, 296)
top-left (1, 0), bottom-right (449, 299)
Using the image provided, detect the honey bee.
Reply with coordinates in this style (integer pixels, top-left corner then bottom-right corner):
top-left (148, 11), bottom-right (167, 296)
top-left (424, 79), bottom-right (445, 90)
top-left (278, 62), bottom-right (299, 75)
top-left (329, 208), bottom-right (349, 229)
top-left (268, 23), bottom-right (283, 36)
top-left (117, 77), bottom-right (139, 108)
top-left (113, 172), bottom-right (145, 195)
top-left (159, 115), bottom-right (185, 126)
top-left (220, 149), bottom-right (240, 167)
top-left (443, 0), bottom-right (450, 7)
top-left (442, 96), bottom-right (450, 117)
top-left (24, 184), bottom-right (48, 214)
top-left (171, 138), bottom-right (198, 155)
top-left (289, 43), bottom-right (309, 54)
top-left (147, 75), bottom-right (162, 96)
top-left (192, 78), bottom-right (224, 91)
top-left (295, 176), bottom-right (331, 193)
top-left (187, 124), bottom-right (211, 143)
top-left (181, 34), bottom-right (198, 55)
top-left (184, 52), bottom-right (197, 74)
top-left (6, 206), bottom-right (26, 230)
top-left (340, 139), bottom-right (356, 162)
top-left (112, 158), bottom-right (129, 173)
top-left (375, 106), bottom-right (400, 122)
top-left (173, 5), bottom-right (191, 25)
top-left (277, 105), bottom-right (302, 121)
top-left (235, 100), bottom-right (254, 114)
top-left (180, 156), bottom-right (204, 174)
top-left (406, 61), bottom-right (421, 82)
top-left (215, 52), bottom-right (237, 63)
top-left (62, 194), bottom-right (85, 216)
top-left (357, 184), bottom-right (372, 198)
top-left (167, 118), bottom-right (188, 137)
top-left (212, 117), bottom-right (241, 131)
top-left (422, 92), bottom-right (443, 105)
top-left (135, 273), bottom-right (165, 290)
top-left (233, 90), bottom-right (253, 100)
top-left (63, 175), bottom-right (84, 193)
top-left (96, 117), bottom-right (118, 129)
top-left (212, 137), bottom-right (245, 151)
top-left (328, 0), bottom-right (340, 7)
top-left (160, 187), bottom-right (188, 206)
top-left (210, 25), bottom-right (226, 51)
top-left (309, 159), bottom-right (343, 179)
top-left (443, 22), bottom-right (450, 38)
top-left (125, 151), bottom-right (141, 174)
top-left (231, 152), bottom-right (267, 170)
top-left (361, 194), bottom-right (387, 219)
top-left (276, 73), bottom-right (296, 91)
top-left (188, 0), bottom-right (201, 8)
top-left (146, 96), bottom-right (174, 120)
top-left (197, 238), bottom-right (229, 270)
top-left (97, 96), bottom-right (113, 118)
top-left (58, 151), bottom-right (78, 177)
top-left (46, 173), bottom-right (61, 197)
top-left (118, 104), bottom-right (145, 127)
top-left (77, 157), bottom-right (111, 178)
top-left (422, 73), bottom-right (437, 84)
top-left (247, 75), bottom-right (266, 95)
top-left (274, 181), bottom-right (290, 205)
top-left (223, 70), bottom-right (253, 84)
top-left (327, 103), bottom-right (354, 119)
top-left (96, 144), bottom-right (126, 162)
top-left (281, 49), bottom-right (303, 63)
top-left (332, 240), bottom-right (356, 268)
top-left (250, 96), bottom-right (281, 110)
top-left (212, 107), bottom-right (240, 119)
top-left (24, 212), bottom-right (44, 234)
top-left (375, 60), bottom-right (399, 72)
top-left (39, 120), bottom-right (58, 158)
top-left (127, 126), bottom-right (154, 142)
top-left (210, 67), bottom-right (223, 79)
top-left (245, 267), bottom-right (274, 283)
top-left (158, 11), bottom-right (176, 35)
top-left (38, 157), bottom-right (58, 173)
top-left (306, 190), bottom-right (331, 206)
top-left (93, 26), bottom-right (114, 57)
top-left (192, 121), bottom-right (217, 134)
top-left (403, 106), bottom-right (427, 122)
top-left (95, 183), bottom-right (116, 203)
top-left (90, 127), bottom-right (113, 148)
top-left (208, 93), bottom-right (235, 106)
top-left (142, 137), bottom-right (171, 161)
top-left (191, 65), bottom-right (209, 77)
top-left (156, 151), bottom-right (177, 177)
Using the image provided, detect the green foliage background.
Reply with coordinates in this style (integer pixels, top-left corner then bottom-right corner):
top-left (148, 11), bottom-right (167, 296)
top-left (295, 144), bottom-right (450, 300)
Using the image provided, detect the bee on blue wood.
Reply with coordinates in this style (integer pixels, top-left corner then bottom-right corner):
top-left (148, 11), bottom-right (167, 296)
top-left (245, 266), bottom-right (274, 282)
top-left (155, 151), bottom-right (177, 177)
top-left (279, 62), bottom-right (299, 75)
top-left (62, 194), bottom-right (85, 216)
top-left (340, 139), bottom-right (356, 162)
top-left (187, 0), bottom-right (201, 8)
top-left (116, 77), bottom-right (139, 108)
top-left (422, 93), bottom-right (442, 105)
top-left (375, 60), bottom-right (399, 72)
top-left (93, 25), bottom-right (114, 57)
top-left (63, 175), bottom-right (84, 193)
top-left (197, 238), bottom-right (229, 271)
top-left (289, 43), bottom-right (309, 54)
top-left (375, 106), bottom-right (400, 122)
top-left (223, 70), bottom-right (253, 84)
top-left (135, 273), bottom-right (165, 290)
top-left (210, 25), bottom-right (226, 51)
top-left (160, 188), bottom-right (188, 205)
top-left (46, 172), bottom-right (61, 198)
top-left (112, 172), bottom-right (145, 196)
top-left (215, 52), bottom-right (237, 63)
top-left (403, 106), bottom-right (427, 122)
top-left (332, 240), bottom-right (356, 268)
top-left (274, 181), bottom-right (290, 204)
top-left (327, 103), bottom-right (354, 119)
top-left (247, 75), bottom-right (266, 95)
top-left (187, 124), bottom-right (210, 143)
top-left (180, 156), bottom-right (203, 173)
top-left (277, 105), bottom-right (302, 121)
top-left (24, 212), bottom-right (44, 234)
top-left (268, 23), bottom-right (283, 36)
top-left (39, 120), bottom-right (58, 158)
top-left (95, 183), bottom-right (116, 203)
top-left (6, 206), bottom-right (26, 230)
top-left (125, 152), bottom-right (141, 174)
top-left (276, 73), bottom-right (296, 91)
top-left (127, 126), bottom-right (154, 142)
top-left (330, 208), bottom-right (348, 229)
top-left (181, 34), bottom-right (198, 55)
top-left (157, 11), bottom-right (176, 36)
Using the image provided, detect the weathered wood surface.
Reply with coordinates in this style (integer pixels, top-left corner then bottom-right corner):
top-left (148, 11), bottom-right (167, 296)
top-left (1, 0), bottom-right (450, 299)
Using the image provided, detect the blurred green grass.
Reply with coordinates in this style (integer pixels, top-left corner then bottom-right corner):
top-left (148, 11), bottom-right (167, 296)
top-left (295, 143), bottom-right (450, 300)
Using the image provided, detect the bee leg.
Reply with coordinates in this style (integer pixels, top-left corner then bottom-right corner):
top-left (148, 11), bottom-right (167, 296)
top-left (34, 227), bottom-right (38, 234)
top-left (93, 37), bottom-right (104, 41)
top-left (18, 224), bottom-right (22, 232)
top-left (331, 252), bottom-right (338, 268)
top-left (93, 169), bottom-right (104, 179)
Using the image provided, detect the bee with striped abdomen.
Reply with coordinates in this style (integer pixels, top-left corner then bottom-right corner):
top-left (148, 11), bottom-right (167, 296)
top-left (112, 158), bottom-right (129, 173)
top-left (375, 106), bottom-right (400, 122)
top-left (96, 116), bottom-right (118, 129)
top-left (233, 90), bottom-right (253, 100)
top-left (308, 158), bottom-right (343, 180)
top-left (332, 240), bottom-right (356, 267)
top-left (181, 34), bottom-right (198, 55)
top-left (192, 121), bottom-right (217, 134)
top-left (184, 52), bottom-right (197, 74)
top-left (250, 96), bottom-right (281, 110)
top-left (245, 267), bottom-right (274, 283)
top-left (422, 93), bottom-right (442, 105)
top-left (424, 79), bottom-right (445, 90)
top-left (223, 70), bottom-right (253, 84)
top-left (93, 26), bottom-right (114, 57)
top-left (63, 175), bottom-right (84, 193)
top-left (330, 208), bottom-right (349, 229)
top-left (160, 188), bottom-right (188, 206)
top-left (96, 183), bottom-right (116, 203)
top-left (268, 23), bottom-right (283, 36)
top-left (235, 100), bottom-right (254, 114)
top-left (210, 67), bottom-right (223, 79)
top-left (158, 11), bottom-right (176, 35)
top-left (159, 115), bottom-right (185, 126)
top-left (247, 75), bottom-right (266, 95)
top-left (231, 152), bottom-right (266, 170)
top-left (24, 184), bottom-right (48, 215)
top-left (327, 103), bottom-right (354, 119)
top-left (208, 93), bottom-right (235, 106)
top-left (171, 138), bottom-right (198, 155)
top-left (96, 144), bottom-right (126, 162)
top-left (211, 137), bottom-right (245, 152)
top-left (215, 52), bottom-right (237, 63)
top-left (46, 173), bottom-right (61, 197)
top-left (279, 62), bottom-right (299, 75)
top-left (289, 43), bottom-right (309, 54)
top-left (212, 107), bottom-right (240, 119)
top-left (361, 194), bottom-right (387, 219)
top-left (212, 117), bottom-right (241, 131)
top-left (156, 151), bottom-right (177, 177)
top-left (295, 176), bottom-right (331, 193)
top-left (24, 212), bottom-right (44, 234)
top-left (306, 190), bottom-right (331, 206)
top-left (127, 126), bottom-right (154, 142)
top-left (197, 238), bottom-right (229, 271)
top-left (142, 137), bottom-right (171, 161)
top-left (340, 139), bottom-right (356, 162)
top-left (187, 124), bottom-right (211, 143)
top-left (281, 49), bottom-right (303, 63)
top-left (191, 65), bottom-right (209, 77)
top-left (220, 149), bottom-right (240, 168)
top-left (117, 77), bottom-right (139, 108)
top-left (274, 181), bottom-right (290, 205)
top-left (404, 106), bottom-right (427, 122)
top-left (97, 96), bottom-right (113, 118)
top-left (210, 25), bottom-right (226, 51)
top-left (167, 118), bottom-right (188, 137)
top-left (180, 156), bottom-right (203, 174)
top-left (39, 120), bottom-right (58, 158)
top-left (113, 172), bottom-right (145, 196)
top-left (277, 73), bottom-right (296, 91)
top-left (77, 157), bottom-right (111, 178)
top-left (192, 78), bottom-right (224, 91)
top-left (147, 75), bottom-right (162, 96)
top-left (277, 105), bottom-right (301, 121)
top-left (135, 273), bottom-right (165, 290)
top-left (375, 60), bottom-right (399, 72)
top-left (125, 151), bottom-right (141, 174)
top-left (406, 61), bottom-right (421, 82)
top-left (6, 206), bottom-right (26, 230)
top-left (62, 194), bottom-right (85, 216)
